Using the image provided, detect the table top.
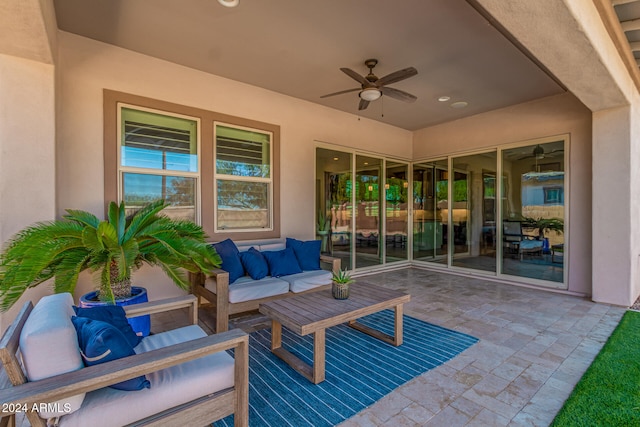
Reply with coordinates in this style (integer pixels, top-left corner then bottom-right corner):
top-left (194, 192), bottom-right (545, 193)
top-left (259, 282), bottom-right (410, 335)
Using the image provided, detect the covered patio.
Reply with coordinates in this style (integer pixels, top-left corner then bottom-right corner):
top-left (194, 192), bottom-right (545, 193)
top-left (1, 0), bottom-right (640, 424)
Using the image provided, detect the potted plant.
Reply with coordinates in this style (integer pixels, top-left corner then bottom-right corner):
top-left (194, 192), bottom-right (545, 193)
top-left (316, 210), bottom-right (331, 253)
top-left (331, 268), bottom-right (354, 300)
top-left (0, 200), bottom-right (221, 333)
top-left (521, 216), bottom-right (564, 254)
top-left (521, 216), bottom-right (564, 240)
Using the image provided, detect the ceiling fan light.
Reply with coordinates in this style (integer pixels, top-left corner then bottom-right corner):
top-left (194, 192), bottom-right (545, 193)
top-left (359, 88), bottom-right (382, 102)
top-left (533, 144), bottom-right (545, 159)
top-left (217, 0), bottom-right (239, 7)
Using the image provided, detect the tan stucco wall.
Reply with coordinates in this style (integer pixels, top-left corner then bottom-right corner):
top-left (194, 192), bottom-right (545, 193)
top-left (412, 93), bottom-right (592, 295)
top-left (56, 31), bottom-right (412, 300)
top-left (0, 54), bottom-right (56, 331)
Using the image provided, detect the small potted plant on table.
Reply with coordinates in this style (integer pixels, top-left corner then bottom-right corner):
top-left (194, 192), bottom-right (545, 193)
top-left (331, 268), bottom-right (354, 300)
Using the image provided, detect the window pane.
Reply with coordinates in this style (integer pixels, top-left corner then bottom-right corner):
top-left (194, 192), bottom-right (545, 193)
top-left (121, 107), bottom-right (198, 172)
top-left (501, 140), bottom-right (565, 284)
top-left (217, 180), bottom-right (269, 230)
top-left (215, 125), bottom-right (270, 178)
top-left (122, 172), bottom-right (196, 221)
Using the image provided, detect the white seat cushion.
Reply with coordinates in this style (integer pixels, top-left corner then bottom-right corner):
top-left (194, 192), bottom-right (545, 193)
top-left (279, 270), bottom-right (332, 293)
top-left (59, 325), bottom-right (235, 427)
top-left (205, 275), bottom-right (289, 303)
top-left (19, 293), bottom-right (85, 418)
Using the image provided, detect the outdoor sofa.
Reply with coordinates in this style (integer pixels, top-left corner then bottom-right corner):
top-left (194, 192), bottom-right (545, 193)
top-left (190, 238), bottom-right (341, 332)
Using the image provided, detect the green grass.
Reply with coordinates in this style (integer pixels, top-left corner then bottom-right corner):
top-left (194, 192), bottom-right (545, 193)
top-left (551, 310), bottom-right (640, 426)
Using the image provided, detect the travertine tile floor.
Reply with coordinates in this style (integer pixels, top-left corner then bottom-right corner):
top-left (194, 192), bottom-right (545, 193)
top-left (155, 268), bottom-right (626, 427)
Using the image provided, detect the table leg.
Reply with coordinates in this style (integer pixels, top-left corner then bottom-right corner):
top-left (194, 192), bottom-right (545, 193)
top-left (269, 323), bottom-right (327, 384)
top-left (348, 304), bottom-right (404, 346)
top-left (313, 329), bottom-right (326, 384)
top-left (271, 319), bottom-right (282, 351)
top-left (394, 304), bottom-right (403, 346)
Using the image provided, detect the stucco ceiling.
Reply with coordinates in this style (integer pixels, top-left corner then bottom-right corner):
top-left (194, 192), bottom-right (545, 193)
top-left (53, 0), bottom-right (565, 131)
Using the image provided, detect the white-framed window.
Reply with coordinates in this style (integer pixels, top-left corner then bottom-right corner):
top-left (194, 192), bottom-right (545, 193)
top-left (214, 123), bottom-right (273, 232)
top-left (117, 104), bottom-right (200, 222)
top-left (105, 90), bottom-right (281, 240)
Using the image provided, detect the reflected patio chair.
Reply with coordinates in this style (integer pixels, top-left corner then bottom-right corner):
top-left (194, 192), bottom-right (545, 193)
top-left (503, 221), bottom-right (544, 260)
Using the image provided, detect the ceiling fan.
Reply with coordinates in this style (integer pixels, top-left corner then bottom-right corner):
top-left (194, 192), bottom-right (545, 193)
top-left (320, 59), bottom-right (418, 111)
top-left (518, 144), bottom-right (564, 160)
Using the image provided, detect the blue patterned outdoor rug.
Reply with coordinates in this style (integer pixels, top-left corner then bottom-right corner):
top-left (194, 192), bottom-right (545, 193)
top-left (214, 310), bottom-right (478, 427)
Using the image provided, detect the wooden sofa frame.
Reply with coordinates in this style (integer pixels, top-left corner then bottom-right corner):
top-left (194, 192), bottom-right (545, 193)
top-left (0, 295), bottom-right (249, 427)
top-left (191, 254), bottom-right (341, 333)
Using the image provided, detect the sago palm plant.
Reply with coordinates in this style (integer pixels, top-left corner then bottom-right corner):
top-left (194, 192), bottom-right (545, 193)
top-left (0, 200), bottom-right (221, 311)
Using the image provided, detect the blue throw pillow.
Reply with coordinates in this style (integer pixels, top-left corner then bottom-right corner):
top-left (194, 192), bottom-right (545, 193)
top-left (73, 305), bottom-right (142, 347)
top-left (262, 248), bottom-right (303, 277)
top-left (71, 316), bottom-right (151, 391)
top-left (239, 247), bottom-right (269, 280)
top-left (286, 238), bottom-right (321, 271)
top-left (212, 239), bottom-right (245, 283)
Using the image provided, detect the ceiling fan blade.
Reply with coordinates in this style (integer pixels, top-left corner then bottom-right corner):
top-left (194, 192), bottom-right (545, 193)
top-left (320, 88), bottom-right (360, 98)
top-left (340, 68), bottom-right (368, 85)
top-left (358, 99), bottom-right (370, 111)
top-left (376, 67), bottom-right (417, 87)
top-left (381, 87), bottom-right (417, 103)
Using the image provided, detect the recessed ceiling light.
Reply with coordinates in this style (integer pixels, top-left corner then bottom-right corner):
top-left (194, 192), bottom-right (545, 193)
top-left (438, 96), bottom-right (451, 102)
top-left (364, 162), bottom-right (369, 165)
top-left (450, 101), bottom-right (469, 109)
top-left (218, 0), bottom-right (239, 7)
top-left (333, 157), bottom-right (339, 161)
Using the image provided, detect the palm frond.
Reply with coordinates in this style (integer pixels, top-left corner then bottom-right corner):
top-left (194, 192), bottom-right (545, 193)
top-left (122, 199), bottom-right (167, 241)
top-left (156, 262), bottom-right (190, 291)
top-left (107, 201), bottom-right (126, 244)
top-left (64, 209), bottom-right (101, 229)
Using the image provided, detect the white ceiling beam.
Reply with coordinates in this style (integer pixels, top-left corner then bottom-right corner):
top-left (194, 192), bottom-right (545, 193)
top-left (630, 41), bottom-right (640, 51)
top-left (621, 18), bottom-right (640, 31)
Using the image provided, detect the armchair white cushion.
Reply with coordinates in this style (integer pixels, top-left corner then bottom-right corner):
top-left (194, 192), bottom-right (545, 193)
top-left (19, 293), bottom-right (85, 418)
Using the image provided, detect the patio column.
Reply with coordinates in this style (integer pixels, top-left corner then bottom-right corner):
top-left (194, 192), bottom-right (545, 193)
top-left (0, 0), bottom-right (57, 332)
top-left (592, 106), bottom-right (639, 306)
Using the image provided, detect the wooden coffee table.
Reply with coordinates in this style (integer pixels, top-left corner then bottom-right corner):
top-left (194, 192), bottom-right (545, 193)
top-left (259, 282), bottom-right (410, 384)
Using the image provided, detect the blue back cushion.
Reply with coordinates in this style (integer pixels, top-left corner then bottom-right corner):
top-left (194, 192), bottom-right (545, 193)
top-left (212, 239), bottom-right (245, 283)
top-left (73, 305), bottom-right (142, 347)
top-left (239, 247), bottom-right (269, 280)
top-left (286, 238), bottom-right (321, 271)
top-left (262, 248), bottom-right (302, 277)
top-left (72, 316), bottom-right (151, 391)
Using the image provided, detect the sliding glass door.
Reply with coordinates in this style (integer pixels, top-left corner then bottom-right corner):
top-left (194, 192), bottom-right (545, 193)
top-left (385, 161), bottom-right (409, 263)
top-left (318, 136), bottom-right (566, 287)
top-left (355, 155), bottom-right (382, 268)
top-left (501, 140), bottom-right (565, 283)
top-left (316, 148), bottom-right (353, 270)
top-left (413, 160), bottom-right (447, 264)
top-left (451, 152), bottom-right (497, 273)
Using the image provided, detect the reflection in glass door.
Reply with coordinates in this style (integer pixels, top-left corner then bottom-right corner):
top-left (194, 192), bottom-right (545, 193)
top-left (413, 160), bottom-right (447, 264)
top-left (355, 155), bottom-right (382, 268)
top-left (451, 152), bottom-right (497, 273)
top-left (501, 140), bottom-right (565, 283)
top-left (385, 161), bottom-right (409, 263)
top-left (316, 148), bottom-right (352, 270)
